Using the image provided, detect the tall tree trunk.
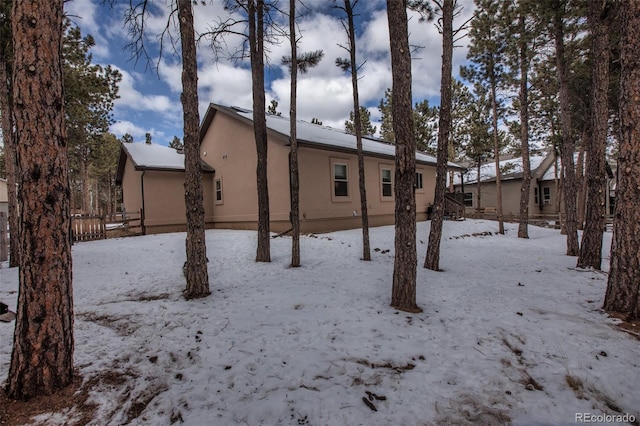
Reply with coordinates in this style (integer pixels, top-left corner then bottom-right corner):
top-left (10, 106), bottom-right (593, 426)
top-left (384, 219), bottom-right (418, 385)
top-left (553, 0), bottom-right (579, 255)
top-left (476, 159), bottom-right (482, 212)
top-left (249, 0), bottom-right (270, 262)
top-left (603, 0), bottom-right (640, 320)
top-left (387, 0), bottom-right (420, 313)
top-left (0, 35), bottom-right (20, 268)
top-left (345, 0), bottom-right (371, 261)
top-left (425, 0), bottom-right (453, 270)
top-left (178, 0), bottom-right (210, 299)
top-left (576, 144), bottom-right (586, 229)
top-left (289, 0), bottom-right (300, 267)
top-left (7, 0), bottom-right (74, 399)
top-left (577, 0), bottom-right (611, 270)
top-left (490, 68), bottom-right (504, 234)
top-left (517, 14), bottom-right (531, 239)
top-left (80, 150), bottom-right (91, 213)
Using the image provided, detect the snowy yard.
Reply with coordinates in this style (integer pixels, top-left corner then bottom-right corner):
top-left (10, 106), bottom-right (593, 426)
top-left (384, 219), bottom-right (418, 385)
top-left (0, 219), bottom-right (638, 425)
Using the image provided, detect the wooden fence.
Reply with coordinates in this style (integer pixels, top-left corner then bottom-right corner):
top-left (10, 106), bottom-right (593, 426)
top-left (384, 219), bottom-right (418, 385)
top-left (71, 215), bottom-right (105, 242)
top-left (71, 210), bottom-right (144, 242)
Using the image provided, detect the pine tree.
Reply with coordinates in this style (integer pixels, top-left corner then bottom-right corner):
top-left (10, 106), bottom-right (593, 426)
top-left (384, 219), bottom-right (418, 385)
top-left (337, 0), bottom-right (372, 261)
top-left (388, 0), bottom-right (420, 313)
top-left (178, 0), bottom-right (210, 299)
top-left (577, 0), bottom-right (614, 270)
top-left (121, 133), bottom-right (134, 143)
top-left (344, 106), bottom-right (377, 137)
top-left (425, 0), bottom-right (454, 271)
top-left (378, 87), bottom-right (394, 142)
top-left (7, 0), bottom-right (74, 399)
top-left (603, 0), bottom-right (640, 320)
top-left (169, 135), bottom-right (183, 150)
top-left (145, 132), bottom-right (152, 144)
top-left (267, 99), bottom-right (281, 116)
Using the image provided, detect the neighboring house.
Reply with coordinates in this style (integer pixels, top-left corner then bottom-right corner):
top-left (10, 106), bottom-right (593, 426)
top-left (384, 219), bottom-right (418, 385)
top-left (115, 143), bottom-right (215, 234)
top-left (116, 103), bottom-right (464, 234)
top-left (454, 151), bottom-right (615, 218)
top-left (0, 178), bottom-right (7, 216)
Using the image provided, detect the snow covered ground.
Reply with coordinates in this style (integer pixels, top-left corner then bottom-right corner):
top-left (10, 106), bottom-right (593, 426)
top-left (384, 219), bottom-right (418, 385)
top-left (0, 219), bottom-right (638, 425)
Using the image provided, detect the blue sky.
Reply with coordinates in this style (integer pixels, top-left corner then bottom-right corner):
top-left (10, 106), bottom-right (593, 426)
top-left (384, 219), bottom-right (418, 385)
top-left (64, 0), bottom-right (475, 146)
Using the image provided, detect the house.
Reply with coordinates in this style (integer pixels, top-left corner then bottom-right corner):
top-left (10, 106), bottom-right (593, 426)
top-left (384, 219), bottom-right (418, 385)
top-left (0, 178), bottom-right (8, 216)
top-left (115, 143), bottom-right (216, 234)
top-left (454, 151), bottom-right (615, 219)
top-left (116, 103), bottom-right (465, 234)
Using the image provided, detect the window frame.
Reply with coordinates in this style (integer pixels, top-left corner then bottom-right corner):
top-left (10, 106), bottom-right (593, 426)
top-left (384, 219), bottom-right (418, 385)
top-left (543, 186), bottom-right (551, 204)
top-left (215, 177), bottom-right (223, 205)
top-left (415, 171), bottom-right (424, 191)
top-left (464, 192), bottom-right (473, 207)
top-left (380, 165), bottom-right (393, 200)
top-left (331, 159), bottom-right (350, 202)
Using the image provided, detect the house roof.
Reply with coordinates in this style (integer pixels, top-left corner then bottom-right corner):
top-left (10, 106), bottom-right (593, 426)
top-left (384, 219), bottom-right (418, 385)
top-left (455, 154), bottom-right (547, 185)
top-left (115, 142), bottom-right (214, 185)
top-left (200, 103), bottom-right (466, 171)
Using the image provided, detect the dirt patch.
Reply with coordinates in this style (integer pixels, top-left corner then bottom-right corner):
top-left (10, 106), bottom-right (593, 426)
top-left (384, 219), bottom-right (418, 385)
top-left (0, 375), bottom-right (96, 426)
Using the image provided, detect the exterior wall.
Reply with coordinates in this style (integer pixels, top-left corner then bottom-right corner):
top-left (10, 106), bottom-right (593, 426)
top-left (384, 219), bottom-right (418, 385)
top-left (120, 158), bottom-right (215, 235)
top-left (200, 110), bottom-right (438, 233)
top-left (0, 179), bottom-right (7, 216)
top-left (121, 159), bottom-right (143, 215)
top-left (457, 178), bottom-right (561, 218)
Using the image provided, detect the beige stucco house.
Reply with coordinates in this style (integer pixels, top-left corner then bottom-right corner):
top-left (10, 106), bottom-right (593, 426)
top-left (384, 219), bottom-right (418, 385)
top-left (116, 103), bottom-right (464, 234)
top-left (454, 151), bottom-right (615, 219)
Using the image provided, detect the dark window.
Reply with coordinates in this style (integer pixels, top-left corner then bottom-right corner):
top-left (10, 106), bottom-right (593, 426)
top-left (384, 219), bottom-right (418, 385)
top-left (382, 168), bottom-right (392, 197)
top-left (543, 187), bottom-right (551, 204)
top-left (215, 179), bottom-right (222, 202)
top-left (534, 187), bottom-right (539, 205)
top-left (464, 192), bottom-right (473, 207)
top-left (334, 164), bottom-right (348, 197)
top-left (415, 172), bottom-right (424, 190)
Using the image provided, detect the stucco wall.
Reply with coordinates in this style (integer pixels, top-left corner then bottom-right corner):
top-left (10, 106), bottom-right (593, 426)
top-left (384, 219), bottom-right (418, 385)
top-left (200, 110), bottom-right (439, 233)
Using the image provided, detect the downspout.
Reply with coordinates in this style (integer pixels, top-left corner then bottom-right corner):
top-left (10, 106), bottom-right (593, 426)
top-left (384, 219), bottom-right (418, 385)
top-left (140, 170), bottom-right (146, 235)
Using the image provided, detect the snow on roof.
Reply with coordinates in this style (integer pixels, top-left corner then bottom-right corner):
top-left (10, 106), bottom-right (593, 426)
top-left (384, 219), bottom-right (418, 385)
top-left (455, 154), bottom-right (547, 185)
top-left (122, 142), bottom-right (191, 171)
top-left (223, 105), bottom-right (464, 170)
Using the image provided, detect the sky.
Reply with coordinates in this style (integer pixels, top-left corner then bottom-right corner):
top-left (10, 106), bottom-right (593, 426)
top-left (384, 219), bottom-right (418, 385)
top-left (1, 219), bottom-right (637, 424)
top-left (63, 0), bottom-right (476, 146)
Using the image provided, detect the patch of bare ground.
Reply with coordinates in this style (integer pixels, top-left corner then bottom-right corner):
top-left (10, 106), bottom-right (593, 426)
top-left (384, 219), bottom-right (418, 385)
top-left (607, 312), bottom-right (640, 340)
top-left (0, 374), bottom-right (96, 426)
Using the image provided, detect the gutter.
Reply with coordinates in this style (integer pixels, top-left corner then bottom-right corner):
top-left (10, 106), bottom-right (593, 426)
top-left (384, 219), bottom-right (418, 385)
top-left (141, 170), bottom-right (146, 235)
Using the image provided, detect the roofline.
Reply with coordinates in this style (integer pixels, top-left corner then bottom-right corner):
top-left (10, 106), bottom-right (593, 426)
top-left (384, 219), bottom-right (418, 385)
top-left (201, 103), bottom-right (466, 172)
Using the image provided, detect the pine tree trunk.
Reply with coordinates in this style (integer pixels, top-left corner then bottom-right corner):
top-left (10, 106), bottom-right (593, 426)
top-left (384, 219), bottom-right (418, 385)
top-left (603, 1), bottom-right (640, 320)
top-left (387, 0), bottom-right (420, 313)
top-left (178, 0), bottom-right (210, 299)
top-left (289, 0), bottom-right (300, 267)
top-left (553, 0), bottom-right (579, 255)
top-left (7, 0), bottom-right (74, 399)
top-left (517, 15), bottom-right (531, 239)
top-left (490, 70), bottom-right (504, 235)
top-left (80, 150), bottom-right (91, 213)
top-left (345, 0), bottom-right (371, 261)
top-left (576, 145), bottom-right (586, 229)
top-left (476, 159), bottom-right (482, 213)
top-left (249, 0), bottom-right (270, 262)
top-left (425, 0), bottom-right (453, 270)
top-left (0, 43), bottom-right (20, 268)
top-left (577, 1), bottom-right (611, 270)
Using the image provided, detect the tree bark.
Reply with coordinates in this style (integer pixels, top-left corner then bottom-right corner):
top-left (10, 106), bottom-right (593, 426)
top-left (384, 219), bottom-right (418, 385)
top-left (249, 0), bottom-right (270, 262)
top-left (553, 0), bottom-right (579, 255)
top-left (0, 33), bottom-right (20, 268)
top-left (7, 0), bottom-right (74, 399)
top-left (425, 0), bottom-right (453, 270)
top-left (603, 0), bottom-right (640, 320)
top-left (178, 0), bottom-right (210, 299)
top-left (387, 0), bottom-right (420, 313)
top-left (576, 144), bottom-right (586, 229)
top-left (577, 0), bottom-right (611, 270)
top-left (517, 14), bottom-right (531, 239)
top-left (490, 67), bottom-right (504, 234)
top-left (289, 0), bottom-right (300, 267)
top-left (345, 0), bottom-right (371, 261)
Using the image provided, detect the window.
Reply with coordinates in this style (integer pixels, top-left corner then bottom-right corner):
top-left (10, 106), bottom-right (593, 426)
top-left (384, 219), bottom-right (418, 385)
top-left (333, 163), bottom-right (348, 197)
top-left (381, 168), bottom-right (393, 197)
top-left (415, 172), bottom-right (424, 190)
top-left (534, 187), bottom-right (539, 205)
top-left (215, 178), bottom-right (223, 204)
top-left (464, 192), bottom-right (473, 207)
top-left (543, 187), bottom-right (551, 204)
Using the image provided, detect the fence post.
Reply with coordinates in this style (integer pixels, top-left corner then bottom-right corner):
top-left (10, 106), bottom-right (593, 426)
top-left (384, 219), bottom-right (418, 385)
top-left (0, 212), bottom-right (7, 262)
